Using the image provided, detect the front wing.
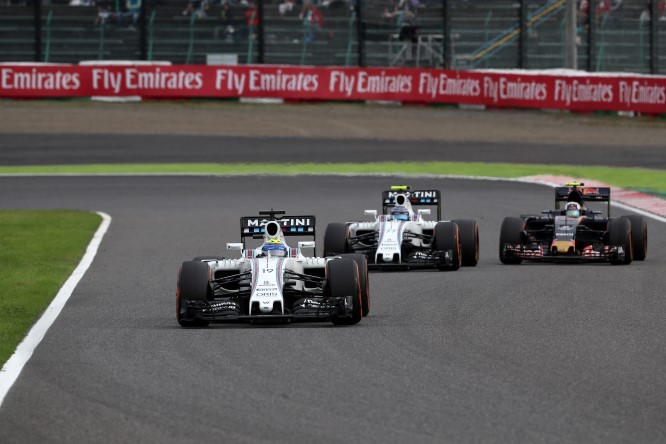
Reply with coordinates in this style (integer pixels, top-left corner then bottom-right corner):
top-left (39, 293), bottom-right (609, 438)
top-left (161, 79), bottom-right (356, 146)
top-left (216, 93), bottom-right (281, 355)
top-left (502, 244), bottom-right (628, 263)
top-left (365, 249), bottom-right (456, 270)
top-left (180, 295), bottom-right (356, 323)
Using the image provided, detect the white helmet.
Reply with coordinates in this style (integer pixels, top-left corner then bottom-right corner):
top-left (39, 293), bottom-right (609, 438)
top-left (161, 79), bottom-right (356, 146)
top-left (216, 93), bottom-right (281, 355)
top-left (565, 202), bottom-right (581, 218)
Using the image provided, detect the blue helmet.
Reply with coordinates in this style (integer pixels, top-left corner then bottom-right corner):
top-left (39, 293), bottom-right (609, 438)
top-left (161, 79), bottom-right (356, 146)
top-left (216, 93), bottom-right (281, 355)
top-left (262, 239), bottom-right (288, 257)
top-left (390, 206), bottom-right (410, 221)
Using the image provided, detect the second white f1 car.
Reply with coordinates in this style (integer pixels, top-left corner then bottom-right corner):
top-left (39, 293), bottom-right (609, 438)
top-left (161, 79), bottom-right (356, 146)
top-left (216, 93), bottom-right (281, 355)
top-left (323, 186), bottom-right (480, 270)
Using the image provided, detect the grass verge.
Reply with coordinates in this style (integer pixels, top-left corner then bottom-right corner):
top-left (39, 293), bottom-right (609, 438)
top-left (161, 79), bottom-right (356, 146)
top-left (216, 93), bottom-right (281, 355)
top-left (0, 210), bottom-right (101, 367)
top-left (0, 162), bottom-right (665, 195)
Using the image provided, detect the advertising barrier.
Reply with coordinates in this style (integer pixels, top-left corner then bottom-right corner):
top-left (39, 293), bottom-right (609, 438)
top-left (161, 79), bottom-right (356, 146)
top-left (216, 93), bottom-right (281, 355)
top-left (1, 64), bottom-right (665, 114)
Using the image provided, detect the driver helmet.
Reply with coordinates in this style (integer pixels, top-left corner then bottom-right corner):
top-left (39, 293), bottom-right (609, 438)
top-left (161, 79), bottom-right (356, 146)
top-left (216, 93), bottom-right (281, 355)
top-left (390, 206), bottom-right (410, 221)
top-left (565, 202), bottom-right (581, 218)
top-left (261, 238), bottom-right (288, 257)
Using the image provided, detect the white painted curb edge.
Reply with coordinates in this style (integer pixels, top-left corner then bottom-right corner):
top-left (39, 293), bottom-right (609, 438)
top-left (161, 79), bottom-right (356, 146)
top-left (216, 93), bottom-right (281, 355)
top-left (0, 211), bottom-right (112, 409)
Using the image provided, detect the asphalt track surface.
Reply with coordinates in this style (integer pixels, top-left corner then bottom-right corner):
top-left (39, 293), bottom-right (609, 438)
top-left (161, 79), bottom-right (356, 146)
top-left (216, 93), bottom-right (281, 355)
top-left (0, 174), bottom-right (665, 443)
top-left (1, 134), bottom-right (665, 168)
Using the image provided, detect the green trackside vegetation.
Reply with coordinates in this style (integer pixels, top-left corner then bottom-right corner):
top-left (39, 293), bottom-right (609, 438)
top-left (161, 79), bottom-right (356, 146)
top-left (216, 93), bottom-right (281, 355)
top-left (0, 162), bottom-right (665, 196)
top-left (0, 210), bottom-right (101, 367)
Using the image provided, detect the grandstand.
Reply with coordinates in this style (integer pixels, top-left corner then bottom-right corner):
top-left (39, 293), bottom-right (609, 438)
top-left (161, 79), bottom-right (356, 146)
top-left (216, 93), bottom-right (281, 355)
top-left (0, 0), bottom-right (663, 73)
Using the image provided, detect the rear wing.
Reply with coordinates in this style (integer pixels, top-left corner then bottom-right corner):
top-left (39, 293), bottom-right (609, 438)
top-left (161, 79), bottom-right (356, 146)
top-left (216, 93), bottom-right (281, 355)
top-left (555, 184), bottom-right (611, 216)
top-left (382, 186), bottom-right (442, 220)
top-left (240, 212), bottom-right (316, 241)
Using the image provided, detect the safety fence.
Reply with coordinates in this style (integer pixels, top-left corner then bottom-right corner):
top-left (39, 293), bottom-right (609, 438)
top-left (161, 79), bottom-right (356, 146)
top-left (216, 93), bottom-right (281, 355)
top-left (1, 0), bottom-right (664, 73)
top-left (1, 63), bottom-right (665, 114)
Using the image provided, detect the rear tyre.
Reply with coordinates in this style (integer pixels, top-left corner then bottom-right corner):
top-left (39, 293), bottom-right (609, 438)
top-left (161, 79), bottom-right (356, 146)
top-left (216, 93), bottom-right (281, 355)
top-left (323, 223), bottom-right (349, 257)
top-left (623, 215), bottom-right (647, 261)
top-left (327, 258), bottom-right (362, 325)
top-left (192, 255), bottom-right (226, 261)
top-left (434, 222), bottom-right (461, 271)
top-left (337, 253), bottom-right (370, 316)
top-left (608, 218), bottom-right (633, 265)
top-left (452, 219), bottom-right (479, 267)
top-left (499, 217), bottom-right (524, 265)
top-left (177, 260), bottom-right (211, 327)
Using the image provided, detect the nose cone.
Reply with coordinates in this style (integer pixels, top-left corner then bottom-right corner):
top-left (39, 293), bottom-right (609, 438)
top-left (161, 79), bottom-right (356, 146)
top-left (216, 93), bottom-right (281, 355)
top-left (260, 301), bottom-right (273, 313)
top-left (553, 240), bottom-right (574, 254)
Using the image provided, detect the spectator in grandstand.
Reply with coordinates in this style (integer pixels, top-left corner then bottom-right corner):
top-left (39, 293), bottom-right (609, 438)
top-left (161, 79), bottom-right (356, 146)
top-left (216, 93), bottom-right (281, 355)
top-left (95, 0), bottom-right (117, 25)
top-left (577, 0), bottom-right (590, 29)
top-left (299, 0), bottom-right (325, 42)
top-left (279, 0), bottom-right (297, 16)
top-left (596, 0), bottom-right (623, 23)
top-left (214, 0), bottom-right (236, 41)
top-left (244, 0), bottom-right (260, 40)
top-left (118, 0), bottom-right (141, 29)
top-left (183, 0), bottom-right (210, 18)
top-left (640, 0), bottom-right (666, 22)
top-left (383, 0), bottom-right (419, 44)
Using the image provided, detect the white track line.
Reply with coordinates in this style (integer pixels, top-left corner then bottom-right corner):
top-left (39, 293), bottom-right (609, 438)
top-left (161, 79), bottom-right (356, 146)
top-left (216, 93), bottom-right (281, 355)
top-left (0, 211), bottom-right (111, 409)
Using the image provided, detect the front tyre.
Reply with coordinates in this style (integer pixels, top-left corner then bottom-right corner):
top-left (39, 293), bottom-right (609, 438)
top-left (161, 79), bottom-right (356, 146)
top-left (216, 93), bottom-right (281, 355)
top-left (323, 223), bottom-right (349, 257)
top-left (452, 219), bottom-right (479, 267)
top-left (434, 222), bottom-right (461, 271)
top-left (327, 258), bottom-right (362, 325)
top-left (337, 253), bottom-right (370, 316)
top-left (177, 260), bottom-right (211, 327)
top-left (499, 217), bottom-right (524, 265)
top-left (622, 215), bottom-right (647, 261)
top-left (608, 218), bottom-right (633, 265)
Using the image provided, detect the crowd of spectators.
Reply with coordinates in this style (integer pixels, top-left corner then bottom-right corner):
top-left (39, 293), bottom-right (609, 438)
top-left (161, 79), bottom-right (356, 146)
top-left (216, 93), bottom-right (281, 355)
top-left (577, 0), bottom-right (624, 27)
top-left (94, 0), bottom-right (140, 28)
top-left (639, 0), bottom-right (666, 22)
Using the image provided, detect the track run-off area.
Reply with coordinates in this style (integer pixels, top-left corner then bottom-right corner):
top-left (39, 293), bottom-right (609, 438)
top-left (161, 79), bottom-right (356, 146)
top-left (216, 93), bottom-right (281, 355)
top-left (0, 172), bottom-right (665, 443)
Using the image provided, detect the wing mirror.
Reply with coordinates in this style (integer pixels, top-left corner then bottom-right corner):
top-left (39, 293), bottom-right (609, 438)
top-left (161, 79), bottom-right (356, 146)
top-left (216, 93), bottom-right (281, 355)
top-left (364, 209), bottom-right (377, 218)
top-left (298, 241), bottom-right (315, 249)
top-left (417, 209), bottom-right (431, 216)
top-left (226, 243), bottom-right (243, 250)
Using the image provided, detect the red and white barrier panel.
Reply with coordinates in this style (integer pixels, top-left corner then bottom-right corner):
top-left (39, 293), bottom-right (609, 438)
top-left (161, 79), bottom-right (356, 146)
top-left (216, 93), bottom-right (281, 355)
top-left (1, 64), bottom-right (665, 113)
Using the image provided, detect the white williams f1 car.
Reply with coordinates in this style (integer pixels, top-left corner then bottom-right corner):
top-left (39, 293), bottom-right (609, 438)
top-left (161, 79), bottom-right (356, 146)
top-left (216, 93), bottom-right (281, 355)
top-left (177, 210), bottom-right (369, 327)
top-left (323, 186), bottom-right (480, 270)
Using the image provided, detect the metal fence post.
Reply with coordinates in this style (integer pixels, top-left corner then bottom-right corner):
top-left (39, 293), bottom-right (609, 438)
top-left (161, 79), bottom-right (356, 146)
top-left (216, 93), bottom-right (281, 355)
top-left (139, 0), bottom-right (147, 60)
top-left (356, 0), bottom-right (364, 67)
top-left (519, 0), bottom-right (528, 68)
top-left (34, 0), bottom-right (42, 62)
top-left (650, 0), bottom-right (659, 74)
top-left (443, 0), bottom-right (451, 68)
top-left (258, 0), bottom-right (265, 64)
top-left (564, 0), bottom-right (577, 69)
top-left (588, 0), bottom-right (596, 71)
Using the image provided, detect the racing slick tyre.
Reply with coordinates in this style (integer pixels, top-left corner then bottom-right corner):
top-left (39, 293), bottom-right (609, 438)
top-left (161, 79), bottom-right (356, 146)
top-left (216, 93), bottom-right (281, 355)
top-left (323, 223), bottom-right (350, 257)
top-left (622, 215), bottom-right (647, 261)
top-left (338, 253), bottom-right (370, 316)
top-left (327, 258), bottom-right (362, 325)
top-left (452, 219), bottom-right (480, 267)
top-left (608, 217), bottom-right (633, 265)
top-left (499, 217), bottom-right (524, 265)
top-left (192, 255), bottom-right (226, 261)
top-left (434, 222), bottom-right (461, 271)
top-left (177, 260), bottom-right (211, 327)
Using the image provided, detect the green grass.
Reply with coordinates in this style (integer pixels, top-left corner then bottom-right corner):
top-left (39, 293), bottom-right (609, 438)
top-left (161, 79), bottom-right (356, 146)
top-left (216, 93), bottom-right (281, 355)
top-left (1, 162), bottom-right (665, 195)
top-left (0, 210), bottom-right (101, 367)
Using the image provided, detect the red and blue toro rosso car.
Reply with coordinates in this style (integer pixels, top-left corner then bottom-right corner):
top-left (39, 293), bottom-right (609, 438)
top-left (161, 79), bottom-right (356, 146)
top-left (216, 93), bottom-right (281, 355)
top-left (499, 183), bottom-right (647, 265)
